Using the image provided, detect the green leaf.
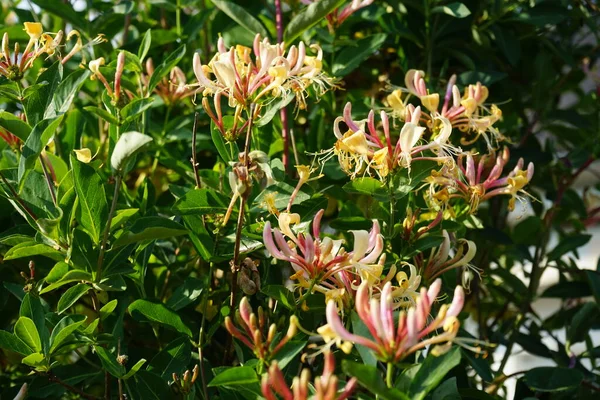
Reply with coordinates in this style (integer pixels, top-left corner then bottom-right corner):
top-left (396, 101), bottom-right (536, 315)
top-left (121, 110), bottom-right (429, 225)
top-left (408, 347), bottom-right (461, 400)
top-left (111, 131), bottom-right (153, 172)
top-left (95, 346), bottom-right (126, 378)
top-left (261, 285), bottom-right (296, 310)
top-left (148, 336), bottom-right (191, 379)
top-left (49, 316), bottom-right (86, 354)
top-left (342, 360), bottom-right (409, 400)
top-left (491, 26), bottom-right (521, 66)
top-left (24, 61), bottom-right (62, 127)
top-left (172, 188), bottom-right (229, 215)
top-left (587, 270), bottom-right (600, 305)
top-left (71, 156), bottom-right (108, 243)
top-left (57, 283), bottom-right (91, 314)
top-left (83, 106), bottom-right (120, 125)
top-left (122, 358), bottom-right (147, 380)
top-left (333, 34), bottom-right (387, 77)
top-left (133, 370), bottom-right (170, 399)
top-left (284, 0), bottom-right (346, 43)
top-left (21, 352), bottom-right (48, 370)
top-left (351, 311), bottom-right (378, 366)
top-left (18, 117), bottom-right (64, 182)
top-left (113, 216), bottom-right (187, 247)
top-left (212, 0), bottom-right (268, 38)
top-left (45, 69), bottom-right (91, 119)
top-left (210, 118), bottom-right (239, 164)
top-left (20, 294), bottom-right (49, 354)
top-left (0, 111), bottom-right (31, 141)
top-left (121, 98), bottom-right (155, 124)
top-left (138, 29), bottom-right (152, 61)
top-left (46, 262), bottom-right (69, 283)
top-left (547, 234), bottom-right (591, 261)
top-left (208, 366), bottom-right (259, 386)
top-left (432, 2), bottom-right (471, 18)
top-left (128, 300), bottom-right (192, 336)
top-left (14, 317), bottom-right (42, 353)
top-left (0, 331), bottom-right (34, 355)
top-left (524, 367), bottom-right (583, 392)
top-left (31, 0), bottom-right (88, 30)
top-left (432, 377), bottom-right (461, 400)
top-left (343, 177), bottom-right (386, 198)
top-left (110, 208), bottom-right (139, 231)
top-left (40, 270), bottom-right (93, 294)
top-left (3, 241), bottom-right (63, 261)
top-left (274, 341), bottom-right (306, 369)
top-left (147, 45), bottom-right (186, 93)
top-left (166, 278), bottom-right (203, 311)
top-left (100, 299), bottom-right (119, 320)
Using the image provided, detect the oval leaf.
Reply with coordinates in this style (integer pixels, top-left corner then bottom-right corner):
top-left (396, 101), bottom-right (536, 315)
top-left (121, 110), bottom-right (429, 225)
top-left (111, 131), bottom-right (154, 172)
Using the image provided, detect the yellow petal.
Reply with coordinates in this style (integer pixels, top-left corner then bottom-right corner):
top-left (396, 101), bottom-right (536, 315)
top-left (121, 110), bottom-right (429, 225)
top-left (74, 148), bottom-right (92, 163)
top-left (23, 22), bottom-right (43, 40)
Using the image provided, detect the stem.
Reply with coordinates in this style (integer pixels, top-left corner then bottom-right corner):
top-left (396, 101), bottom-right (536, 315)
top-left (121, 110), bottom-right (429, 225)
top-left (230, 104), bottom-right (256, 308)
top-left (386, 362), bottom-right (394, 388)
top-left (176, 0), bottom-right (182, 37)
top-left (39, 154), bottom-right (57, 207)
top-left (198, 260), bottom-right (214, 400)
top-left (191, 112), bottom-right (202, 188)
top-left (274, 0), bottom-right (290, 171)
top-left (96, 174), bottom-right (122, 281)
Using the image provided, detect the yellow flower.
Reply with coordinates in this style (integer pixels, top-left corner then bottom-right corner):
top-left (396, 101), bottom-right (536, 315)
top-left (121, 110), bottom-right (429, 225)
top-left (88, 57), bottom-right (105, 75)
top-left (74, 148), bottom-right (92, 163)
top-left (23, 22), bottom-right (43, 40)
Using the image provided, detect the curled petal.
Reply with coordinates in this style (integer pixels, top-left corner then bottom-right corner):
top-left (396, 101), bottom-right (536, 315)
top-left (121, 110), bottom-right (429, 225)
top-left (447, 286), bottom-right (465, 317)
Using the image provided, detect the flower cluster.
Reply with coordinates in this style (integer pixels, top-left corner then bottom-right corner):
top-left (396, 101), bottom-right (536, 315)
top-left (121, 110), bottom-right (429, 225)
top-left (262, 352), bottom-right (357, 400)
top-left (388, 69), bottom-right (504, 148)
top-left (324, 279), bottom-right (464, 362)
top-left (0, 23), bottom-right (104, 81)
top-left (193, 35), bottom-right (334, 139)
top-left (326, 102), bottom-right (456, 180)
top-left (224, 297), bottom-right (297, 364)
top-left (301, 0), bottom-right (374, 28)
top-left (425, 147), bottom-right (535, 213)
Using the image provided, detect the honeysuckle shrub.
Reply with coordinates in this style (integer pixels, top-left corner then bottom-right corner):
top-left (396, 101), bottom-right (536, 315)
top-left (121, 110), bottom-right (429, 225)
top-left (0, 1), bottom-right (598, 399)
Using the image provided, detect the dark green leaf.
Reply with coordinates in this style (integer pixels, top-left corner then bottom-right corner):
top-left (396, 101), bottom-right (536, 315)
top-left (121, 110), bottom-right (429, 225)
top-left (432, 2), bottom-right (471, 18)
top-left (147, 45), bottom-right (186, 93)
top-left (173, 188), bottom-right (229, 215)
top-left (333, 34), bottom-right (387, 77)
top-left (166, 278), bottom-right (203, 311)
top-left (342, 360), bottom-right (409, 400)
top-left (568, 302), bottom-right (599, 345)
top-left (49, 316), bottom-right (86, 354)
top-left (113, 216), bottom-right (187, 247)
top-left (95, 346), bottom-right (126, 378)
top-left (208, 366), bottom-right (259, 386)
top-left (408, 347), bottom-right (461, 400)
top-left (71, 155), bottom-right (108, 244)
top-left (547, 234), bottom-right (591, 261)
top-left (148, 336), bottom-right (192, 379)
top-left (0, 331), bottom-right (33, 355)
top-left (0, 111), bottom-right (31, 141)
top-left (40, 270), bottom-right (93, 294)
top-left (524, 367), bottom-right (583, 392)
top-left (18, 117), bottom-right (64, 182)
top-left (212, 0), bottom-right (268, 38)
top-left (45, 69), bottom-right (91, 119)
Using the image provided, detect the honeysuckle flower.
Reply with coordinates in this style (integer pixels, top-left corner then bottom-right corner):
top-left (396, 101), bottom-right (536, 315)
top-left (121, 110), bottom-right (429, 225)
top-left (142, 58), bottom-right (194, 106)
top-left (60, 30), bottom-right (105, 66)
top-left (263, 209), bottom-right (385, 308)
top-left (326, 102), bottom-right (456, 180)
top-left (262, 352), bottom-right (357, 400)
top-left (224, 297), bottom-right (297, 364)
top-left (88, 53), bottom-right (127, 104)
top-left (414, 230), bottom-right (480, 289)
top-left (89, 57), bottom-right (114, 96)
top-left (425, 147), bottom-right (535, 213)
top-left (325, 279), bottom-right (464, 362)
top-left (405, 69), bottom-right (440, 113)
top-left (192, 35), bottom-right (334, 138)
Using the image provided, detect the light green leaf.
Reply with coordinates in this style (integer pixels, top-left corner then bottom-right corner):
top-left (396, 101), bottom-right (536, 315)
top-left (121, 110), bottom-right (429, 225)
top-left (24, 61), bottom-right (62, 126)
top-left (14, 317), bottom-right (42, 353)
top-left (432, 2), bottom-right (471, 18)
top-left (100, 299), bottom-right (119, 320)
top-left (111, 131), bottom-right (153, 172)
top-left (110, 208), bottom-right (139, 231)
top-left (40, 270), bottom-right (93, 294)
top-left (83, 106), bottom-right (120, 125)
top-left (95, 346), bottom-right (126, 378)
top-left (3, 241), bottom-right (63, 261)
top-left (21, 352), bottom-right (48, 370)
top-left (138, 29), bottom-right (152, 61)
top-left (113, 216), bottom-right (187, 248)
top-left (123, 358), bottom-right (147, 380)
top-left (208, 366), bottom-right (259, 386)
top-left (212, 0), bottom-right (268, 38)
top-left (45, 69), bottom-right (91, 119)
top-left (18, 117), bottom-right (64, 182)
top-left (71, 155), bottom-right (108, 243)
top-left (121, 98), bottom-right (155, 124)
top-left (128, 300), bottom-right (192, 336)
top-left (284, 0), bottom-right (346, 43)
top-left (57, 284), bottom-right (91, 314)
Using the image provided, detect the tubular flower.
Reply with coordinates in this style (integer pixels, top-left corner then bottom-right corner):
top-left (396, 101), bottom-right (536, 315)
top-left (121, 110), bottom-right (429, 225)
top-left (0, 23), bottom-right (57, 80)
top-left (88, 52), bottom-right (128, 105)
top-left (142, 58), bottom-right (194, 106)
top-left (414, 230), bottom-right (480, 289)
top-left (325, 279), bottom-right (465, 362)
top-left (262, 352), bottom-right (357, 400)
top-left (302, 0), bottom-right (374, 27)
top-left (192, 35), bottom-right (334, 110)
top-left (224, 297), bottom-right (297, 364)
top-left (326, 102), bottom-right (456, 180)
top-left (389, 69), bottom-right (505, 149)
top-left (263, 209), bottom-right (385, 309)
top-left (453, 147), bottom-right (534, 213)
